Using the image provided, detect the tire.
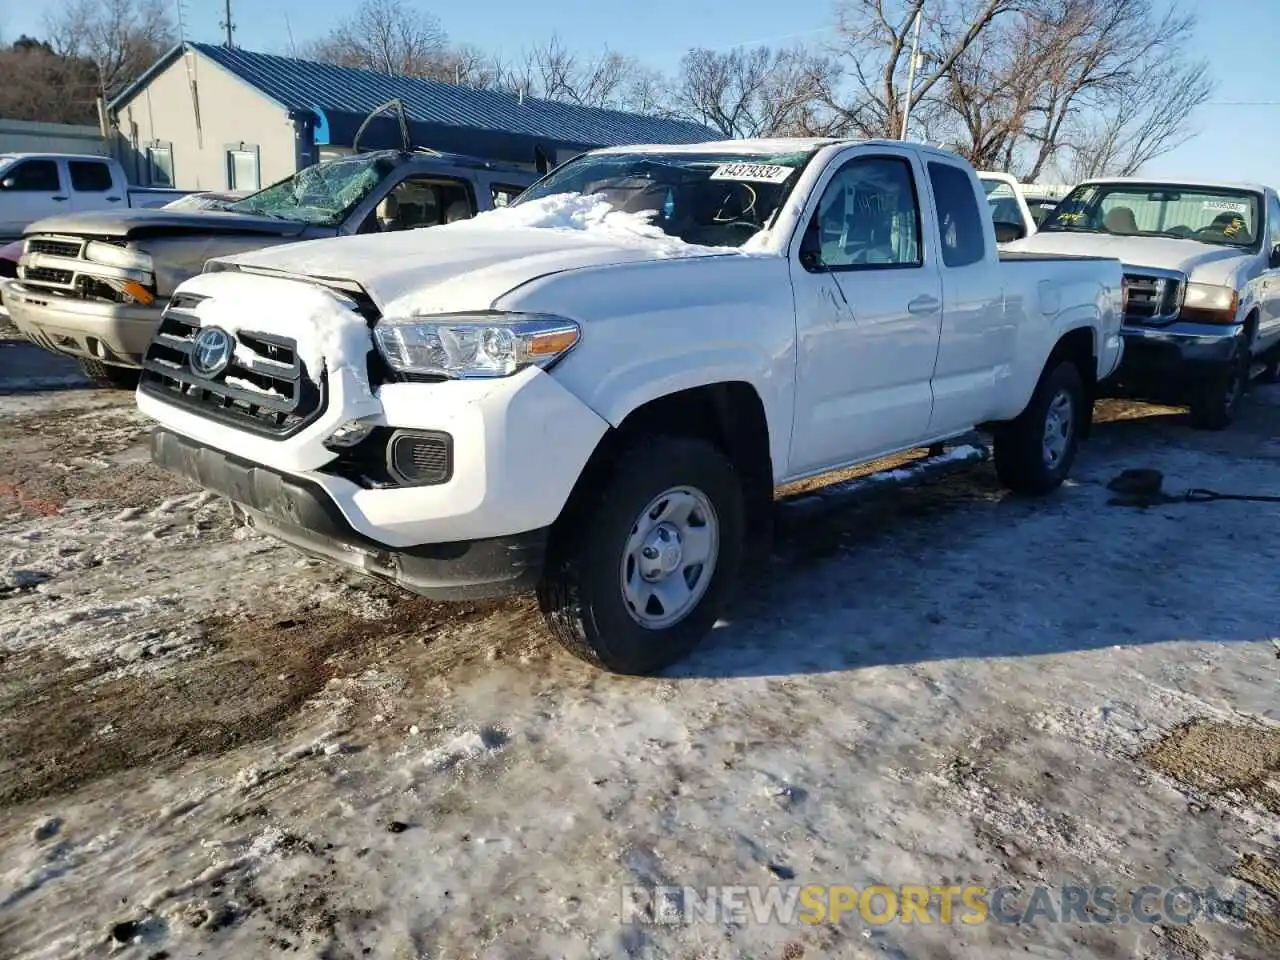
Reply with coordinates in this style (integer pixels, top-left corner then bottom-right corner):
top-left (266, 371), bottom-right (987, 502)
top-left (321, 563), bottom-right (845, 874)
top-left (992, 359), bottom-right (1085, 496)
top-left (78, 359), bottom-right (140, 390)
top-left (537, 435), bottom-right (745, 675)
top-left (1187, 338), bottom-right (1249, 430)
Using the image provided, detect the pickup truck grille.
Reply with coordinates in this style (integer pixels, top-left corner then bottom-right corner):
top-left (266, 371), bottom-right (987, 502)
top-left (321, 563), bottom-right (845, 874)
top-left (1122, 272), bottom-right (1182, 324)
top-left (26, 238), bottom-right (84, 259)
top-left (139, 294), bottom-right (326, 438)
top-left (18, 234), bottom-right (142, 303)
top-left (22, 266), bottom-right (74, 286)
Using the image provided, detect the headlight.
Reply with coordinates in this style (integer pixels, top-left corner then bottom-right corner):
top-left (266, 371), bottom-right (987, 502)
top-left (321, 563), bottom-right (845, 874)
top-left (1180, 282), bottom-right (1238, 323)
top-left (373, 312), bottom-right (580, 379)
top-left (84, 240), bottom-right (154, 274)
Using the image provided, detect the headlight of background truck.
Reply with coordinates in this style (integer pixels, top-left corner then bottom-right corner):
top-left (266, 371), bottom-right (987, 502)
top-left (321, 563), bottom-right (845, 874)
top-left (1180, 282), bottom-right (1239, 324)
top-left (373, 312), bottom-right (581, 379)
top-left (83, 241), bottom-right (154, 275)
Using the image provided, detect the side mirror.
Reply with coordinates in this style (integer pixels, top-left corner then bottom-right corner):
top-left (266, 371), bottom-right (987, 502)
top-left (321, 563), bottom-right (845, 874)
top-left (1270, 243), bottom-right (1280, 270)
top-left (799, 217), bottom-right (824, 271)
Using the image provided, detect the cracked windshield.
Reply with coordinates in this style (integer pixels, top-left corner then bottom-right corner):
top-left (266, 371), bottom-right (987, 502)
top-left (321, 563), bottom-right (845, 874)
top-left (226, 153), bottom-right (395, 225)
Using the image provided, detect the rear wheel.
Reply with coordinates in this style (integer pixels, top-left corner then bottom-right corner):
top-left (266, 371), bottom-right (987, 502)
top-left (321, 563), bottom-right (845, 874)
top-left (992, 359), bottom-right (1085, 495)
top-left (78, 359), bottom-right (140, 390)
top-left (1188, 338), bottom-right (1249, 430)
top-left (537, 435), bottom-right (744, 675)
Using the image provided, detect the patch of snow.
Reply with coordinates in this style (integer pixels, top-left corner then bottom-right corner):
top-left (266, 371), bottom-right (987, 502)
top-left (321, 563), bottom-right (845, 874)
top-left (178, 270), bottom-right (372, 394)
top-left (223, 375), bottom-right (284, 399)
top-left (442, 192), bottom-right (738, 258)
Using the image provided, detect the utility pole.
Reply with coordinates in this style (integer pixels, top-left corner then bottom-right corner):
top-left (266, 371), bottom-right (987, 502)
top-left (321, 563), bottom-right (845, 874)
top-left (220, 0), bottom-right (236, 47)
top-left (900, 5), bottom-right (924, 140)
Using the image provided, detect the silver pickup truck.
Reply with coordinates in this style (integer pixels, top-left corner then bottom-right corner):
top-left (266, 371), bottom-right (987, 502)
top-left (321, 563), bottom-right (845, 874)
top-left (3, 149), bottom-right (537, 385)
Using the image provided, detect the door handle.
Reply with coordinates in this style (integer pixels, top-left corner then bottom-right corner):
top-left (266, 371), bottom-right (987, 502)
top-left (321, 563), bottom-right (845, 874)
top-left (51, 196), bottom-right (68, 202)
top-left (907, 295), bottom-right (941, 315)
top-left (106, 196), bottom-right (122, 202)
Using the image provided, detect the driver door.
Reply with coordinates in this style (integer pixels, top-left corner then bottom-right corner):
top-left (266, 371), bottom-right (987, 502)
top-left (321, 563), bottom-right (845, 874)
top-left (787, 150), bottom-right (944, 475)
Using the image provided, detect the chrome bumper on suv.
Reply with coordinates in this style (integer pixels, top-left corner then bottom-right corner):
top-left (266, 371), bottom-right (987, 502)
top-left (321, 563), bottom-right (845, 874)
top-left (2, 278), bottom-right (163, 366)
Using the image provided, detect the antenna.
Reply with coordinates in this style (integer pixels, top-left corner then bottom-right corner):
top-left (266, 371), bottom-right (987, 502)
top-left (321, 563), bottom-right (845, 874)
top-left (219, 0), bottom-right (236, 47)
top-left (284, 12), bottom-right (297, 57)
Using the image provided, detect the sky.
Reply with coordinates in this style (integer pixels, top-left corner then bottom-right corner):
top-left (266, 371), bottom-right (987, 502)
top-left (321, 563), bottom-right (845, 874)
top-left (3, 0), bottom-right (1276, 188)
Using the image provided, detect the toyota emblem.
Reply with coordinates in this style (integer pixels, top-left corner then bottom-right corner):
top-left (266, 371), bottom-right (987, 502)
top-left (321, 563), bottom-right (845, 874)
top-left (190, 326), bottom-right (234, 378)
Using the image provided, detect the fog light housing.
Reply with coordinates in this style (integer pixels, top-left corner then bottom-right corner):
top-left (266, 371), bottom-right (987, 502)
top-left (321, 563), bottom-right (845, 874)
top-left (324, 417), bottom-right (378, 449)
top-left (387, 430), bottom-right (453, 485)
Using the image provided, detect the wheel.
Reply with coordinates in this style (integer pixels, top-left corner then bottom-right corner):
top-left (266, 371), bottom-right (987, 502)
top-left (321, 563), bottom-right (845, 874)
top-left (1187, 338), bottom-right (1249, 430)
top-left (78, 359), bottom-right (141, 389)
top-left (537, 435), bottom-right (745, 675)
top-left (992, 359), bottom-right (1085, 496)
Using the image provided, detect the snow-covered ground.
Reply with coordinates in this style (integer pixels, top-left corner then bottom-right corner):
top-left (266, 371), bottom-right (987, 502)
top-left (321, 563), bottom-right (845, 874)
top-left (0, 360), bottom-right (1278, 958)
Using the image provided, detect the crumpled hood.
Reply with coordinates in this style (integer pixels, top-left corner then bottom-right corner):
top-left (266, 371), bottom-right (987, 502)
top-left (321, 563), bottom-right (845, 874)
top-left (23, 208), bottom-right (310, 240)
top-left (212, 194), bottom-right (736, 318)
top-left (1007, 230), bottom-right (1252, 285)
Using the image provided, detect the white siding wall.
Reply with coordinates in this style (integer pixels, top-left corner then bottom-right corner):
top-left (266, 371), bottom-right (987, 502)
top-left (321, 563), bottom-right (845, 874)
top-left (113, 50), bottom-right (295, 191)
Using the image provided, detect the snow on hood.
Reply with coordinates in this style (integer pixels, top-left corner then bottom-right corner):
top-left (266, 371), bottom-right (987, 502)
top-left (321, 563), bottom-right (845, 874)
top-left (216, 193), bottom-right (742, 318)
top-left (178, 270), bottom-right (375, 405)
top-left (1008, 230), bottom-right (1253, 285)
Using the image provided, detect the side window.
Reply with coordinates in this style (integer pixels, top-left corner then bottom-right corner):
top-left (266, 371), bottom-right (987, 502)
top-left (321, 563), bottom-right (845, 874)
top-left (69, 160), bottom-right (113, 192)
top-left (491, 183), bottom-right (525, 208)
top-left (927, 161), bottom-right (986, 268)
top-left (1268, 193), bottom-right (1280, 250)
top-left (1, 159), bottom-right (61, 192)
top-left (372, 177), bottom-right (475, 232)
top-left (811, 155), bottom-right (922, 269)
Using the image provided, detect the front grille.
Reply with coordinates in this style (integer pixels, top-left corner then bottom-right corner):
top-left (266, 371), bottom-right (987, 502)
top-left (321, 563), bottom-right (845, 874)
top-left (1123, 272), bottom-right (1182, 323)
top-left (139, 295), bottom-right (326, 438)
top-left (22, 266), bottom-right (73, 286)
top-left (26, 238), bottom-right (83, 259)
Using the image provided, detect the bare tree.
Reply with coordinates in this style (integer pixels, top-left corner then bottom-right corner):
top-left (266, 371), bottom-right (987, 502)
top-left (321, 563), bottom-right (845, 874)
top-left (1018, 0), bottom-right (1212, 179)
top-left (43, 0), bottom-right (174, 104)
top-left (821, 0), bottom-right (1019, 139)
top-left (0, 36), bottom-right (99, 123)
top-left (496, 35), bottom-right (650, 110)
top-left (669, 46), bottom-right (838, 138)
top-left (308, 0), bottom-right (451, 78)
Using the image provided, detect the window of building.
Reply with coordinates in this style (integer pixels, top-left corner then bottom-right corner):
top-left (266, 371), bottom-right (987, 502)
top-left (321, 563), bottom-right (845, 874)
top-left (146, 143), bottom-right (174, 187)
top-left (225, 144), bottom-right (260, 191)
top-left (68, 159), bottom-right (113, 192)
top-left (1, 159), bottom-right (61, 192)
top-left (928, 161), bottom-right (986, 268)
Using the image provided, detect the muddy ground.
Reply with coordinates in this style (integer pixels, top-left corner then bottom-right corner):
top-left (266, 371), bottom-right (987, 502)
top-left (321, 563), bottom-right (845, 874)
top-left (0, 350), bottom-right (1278, 959)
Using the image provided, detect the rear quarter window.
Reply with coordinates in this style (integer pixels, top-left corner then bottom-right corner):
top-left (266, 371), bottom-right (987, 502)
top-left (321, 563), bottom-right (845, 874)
top-left (928, 161), bottom-right (986, 268)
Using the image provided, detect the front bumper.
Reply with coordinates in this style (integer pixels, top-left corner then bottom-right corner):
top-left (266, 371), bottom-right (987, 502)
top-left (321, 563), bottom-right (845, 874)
top-left (2, 279), bottom-right (162, 366)
top-left (1101, 320), bottom-right (1243, 401)
top-left (152, 427), bottom-right (548, 600)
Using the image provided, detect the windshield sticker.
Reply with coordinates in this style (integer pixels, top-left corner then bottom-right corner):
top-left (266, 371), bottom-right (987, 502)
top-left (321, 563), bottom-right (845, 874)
top-left (1202, 200), bottom-right (1248, 214)
top-left (709, 163), bottom-right (794, 184)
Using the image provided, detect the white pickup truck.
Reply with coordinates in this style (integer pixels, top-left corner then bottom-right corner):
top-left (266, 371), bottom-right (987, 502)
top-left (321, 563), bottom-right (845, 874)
top-left (136, 137), bottom-right (1124, 674)
top-left (1010, 177), bottom-right (1280, 428)
top-left (0, 153), bottom-right (187, 241)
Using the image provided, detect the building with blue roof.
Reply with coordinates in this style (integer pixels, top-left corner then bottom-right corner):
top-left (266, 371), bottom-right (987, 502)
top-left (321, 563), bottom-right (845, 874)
top-left (107, 41), bottom-right (719, 192)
